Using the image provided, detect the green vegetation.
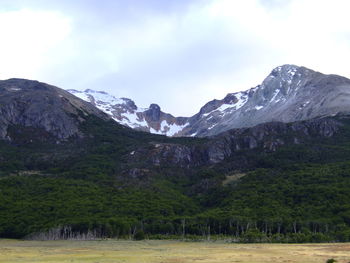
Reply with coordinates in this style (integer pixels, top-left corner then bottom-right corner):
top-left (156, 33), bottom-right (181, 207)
top-left (1, 115), bottom-right (350, 242)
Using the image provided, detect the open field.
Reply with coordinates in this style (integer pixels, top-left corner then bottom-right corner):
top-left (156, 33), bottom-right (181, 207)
top-left (0, 239), bottom-right (349, 263)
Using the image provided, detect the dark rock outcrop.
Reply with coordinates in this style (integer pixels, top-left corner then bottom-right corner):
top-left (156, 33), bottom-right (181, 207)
top-left (129, 116), bottom-right (343, 167)
top-left (0, 78), bottom-right (109, 141)
top-left (145, 104), bottom-right (161, 122)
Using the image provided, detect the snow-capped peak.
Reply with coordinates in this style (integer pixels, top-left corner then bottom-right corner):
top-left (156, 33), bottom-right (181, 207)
top-left (67, 64), bottom-right (345, 138)
top-left (67, 89), bottom-right (189, 137)
top-left (273, 64), bottom-right (299, 75)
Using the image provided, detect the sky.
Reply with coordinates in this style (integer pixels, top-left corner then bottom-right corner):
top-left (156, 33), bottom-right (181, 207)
top-left (1, 0), bottom-right (350, 116)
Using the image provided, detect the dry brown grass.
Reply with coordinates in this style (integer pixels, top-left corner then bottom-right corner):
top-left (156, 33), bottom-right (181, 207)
top-left (222, 173), bottom-right (246, 186)
top-left (0, 239), bottom-right (349, 263)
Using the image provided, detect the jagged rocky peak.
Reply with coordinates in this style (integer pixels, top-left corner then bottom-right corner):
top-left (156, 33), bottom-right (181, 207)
top-left (223, 93), bottom-right (239, 104)
top-left (67, 65), bottom-right (350, 138)
top-left (262, 65), bottom-right (301, 93)
top-left (271, 64), bottom-right (300, 77)
top-left (261, 64), bottom-right (321, 97)
top-left (121, 98), bottom-right (138, 111)
top-left (67, 89), bottom-right (190, 136)
top-left (195, 65), bottom-right (307, 118)
top-left (270, 64), bottom-right (314, 79)
top-left (0, 78), bottom-right (109, 142)
top-left (68, 88), bottom-right (134, 109)
top-left (145, 104), bottom-right (161, 121)
top-left (179, 64), bottom-right (350, 137)
top-left (197, 91), bottom-right (248, 117)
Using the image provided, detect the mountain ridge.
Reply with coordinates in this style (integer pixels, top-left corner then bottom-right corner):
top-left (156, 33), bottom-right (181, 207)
top-left (0, 78), bottom-right (109, 142)
top-left (67, 88), bottom-right (189, 136)
top-left (67, 64), bottom-right (350, 137)
top-left (1, 75), bottom-right (350, 241)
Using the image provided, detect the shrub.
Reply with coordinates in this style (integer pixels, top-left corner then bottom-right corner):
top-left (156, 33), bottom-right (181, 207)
top-left (134, 230), bottom-right (145, 240)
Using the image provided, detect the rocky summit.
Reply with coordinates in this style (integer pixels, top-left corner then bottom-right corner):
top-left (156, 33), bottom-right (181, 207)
top-left (67, 89), bottom-right (188, 136)
top-left (68, 65), bottom-right (350, 137)
top-left (0, 79), bottom-right (108, 142)
top-left (183, 64), bottom-right (350, 136)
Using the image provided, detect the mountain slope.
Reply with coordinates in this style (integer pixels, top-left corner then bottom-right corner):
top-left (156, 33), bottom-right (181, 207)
top-left (68, 65), bottom-right (350, 137)
top-left (67, 89), bottom-right (189, 136)
top-left (0, 79), bottom-right (108, 141)
top-left (181, 65), bottom-right (350, 136)
top-left (1, 77), bottom-right (350, 242)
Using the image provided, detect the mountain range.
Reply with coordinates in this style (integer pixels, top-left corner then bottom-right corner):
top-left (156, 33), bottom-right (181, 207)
top-left (1, 65), bottom-right (350, 242)
top-left (68, 64), bottom-right (350, 137)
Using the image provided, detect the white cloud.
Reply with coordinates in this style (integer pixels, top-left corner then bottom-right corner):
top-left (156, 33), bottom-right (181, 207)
top-left (1, 1), bottom-right (350, 116)
top-left (0, 9), bottom-right (71, 80)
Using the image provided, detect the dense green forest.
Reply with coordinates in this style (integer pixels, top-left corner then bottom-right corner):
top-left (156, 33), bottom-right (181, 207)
top-left (1, 116), bottom-right (350, 242)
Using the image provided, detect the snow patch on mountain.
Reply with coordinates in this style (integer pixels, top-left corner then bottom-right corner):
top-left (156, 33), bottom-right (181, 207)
top-left (119, 111), bottom-right (147, 128)
top-left (150, 121), bottom-right (189, 136)
top-left (201, 92), bottom-right (249, 119)
top-left (270, 89), bottom-right (280, 102)
top-left (85, 89), bottom-right (125, 105)
top-left (67, 64), bottom-right (350, 138)
top-left (67, 89), bottom-right (188, 137)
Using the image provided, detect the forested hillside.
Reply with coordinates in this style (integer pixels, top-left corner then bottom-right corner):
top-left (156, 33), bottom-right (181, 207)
top-left (1, 79), bottom-right (350, 242)
top-left (1, 112), bottom-right (350, 242)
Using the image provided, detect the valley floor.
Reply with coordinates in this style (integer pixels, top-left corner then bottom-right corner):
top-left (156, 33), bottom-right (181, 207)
top-left (0, 239), bottom-right (350, 263)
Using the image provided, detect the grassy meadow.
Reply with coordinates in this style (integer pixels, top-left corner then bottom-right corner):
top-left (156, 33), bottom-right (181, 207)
top-left (0, 239), bottom-right (349, 263)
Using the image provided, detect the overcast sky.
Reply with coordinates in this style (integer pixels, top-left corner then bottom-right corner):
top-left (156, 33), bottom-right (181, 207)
top-left (1, 0), bottom-right (350, 116)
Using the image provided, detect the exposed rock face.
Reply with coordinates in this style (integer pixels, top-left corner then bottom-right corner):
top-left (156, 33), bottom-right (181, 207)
top-left (0, 77), bottom-right (345, 175)
top-left (205, 117), bottom-right (341, 162)
top-left (179, 65), bottom-right (350, 136)
top-left (129, 116), bottom-right (342, 167)
top-left (68, 89), bottom-right (189, 136)
top-left (145, 104), bottom-right (161, 122)
top-left (0, 79), bottom-right (108, 141)
top-left (68, 65), bottom-right (350, 137)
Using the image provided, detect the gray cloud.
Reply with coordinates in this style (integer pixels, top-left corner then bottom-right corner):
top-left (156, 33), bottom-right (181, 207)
top-left (1, 0), bottom-right (350, 116)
